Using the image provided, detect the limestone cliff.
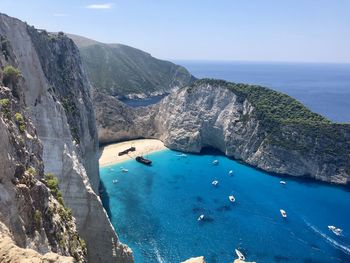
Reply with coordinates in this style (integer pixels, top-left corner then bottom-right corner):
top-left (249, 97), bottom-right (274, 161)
top-left (0, 85), bottom-right (85, 261)
top-left (0, 13), bottom-right (133, 262)
top-left (95, 80), bottom-right (350, 185)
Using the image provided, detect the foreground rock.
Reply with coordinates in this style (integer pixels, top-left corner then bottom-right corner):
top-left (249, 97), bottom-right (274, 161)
top-left (95, 79), bottom-right (350, 185)
top-left (0, 13), bottom-right (133, 262)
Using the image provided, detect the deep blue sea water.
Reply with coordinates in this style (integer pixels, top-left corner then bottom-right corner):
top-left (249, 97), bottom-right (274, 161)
top-left (100, 149), bottom-right (350, 263)
top-left (176, 61), bottom-right (350, 123)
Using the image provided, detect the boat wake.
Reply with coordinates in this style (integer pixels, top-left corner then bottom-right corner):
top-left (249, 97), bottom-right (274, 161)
top-left (305, 220), bottom-right (350, 255)
top-left (150, 239), bottom-right (166, 263)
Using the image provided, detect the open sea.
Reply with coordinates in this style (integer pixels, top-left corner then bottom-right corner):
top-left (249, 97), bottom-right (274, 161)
top-left (100, 149), bottom-right (350, 263)
top-left (101, 61), bottom-right (350, 262)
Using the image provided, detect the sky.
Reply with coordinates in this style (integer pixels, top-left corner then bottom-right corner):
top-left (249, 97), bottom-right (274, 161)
top-left (1, 0), bottom-right (349, 63)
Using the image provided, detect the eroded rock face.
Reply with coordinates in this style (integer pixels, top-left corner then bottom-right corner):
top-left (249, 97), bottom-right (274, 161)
top-left (95, 81), bottom-right (350, 185)
top-left (0, 86), bottom-right (85, 261)
top-left (0, 13), bottom-right (133, 262)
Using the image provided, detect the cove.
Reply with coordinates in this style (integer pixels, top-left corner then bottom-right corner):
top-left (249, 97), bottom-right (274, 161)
top-left (100, 149), bottom-right (350, 263)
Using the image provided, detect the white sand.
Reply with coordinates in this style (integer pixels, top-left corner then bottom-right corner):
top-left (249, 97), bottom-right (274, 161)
top-left (99, 139), bottom-right (167, 167)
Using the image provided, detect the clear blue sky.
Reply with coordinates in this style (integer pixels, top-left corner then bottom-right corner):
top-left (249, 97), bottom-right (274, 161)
top-left (1, 0), bottom-right (349, 62)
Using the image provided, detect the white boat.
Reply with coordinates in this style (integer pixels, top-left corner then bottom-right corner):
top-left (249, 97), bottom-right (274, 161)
top-left (112, 179), bottom-right (118, 184)
top-left (177, 154), bottom-right (187, 158)
top-left (280, 209), bottom-right (287, 218)
top-left (235, 249), bottom-right (245, 260)
top-left (120, 167), bottom-right (129, 173)
top-left (212, 180), bottom-right (219, 187)
top-left (229, 195), bottom-right (235, 203)
top-left (328, 225), bottom-right (343, 236)
top-left (213, 160), bottom-right (219, 165)
top-left (229, 170), bottom-right (234, 176)
top-left (280, 180), bottom-right (286, 185)
top-left (198, 214), bottom-right (205, 221)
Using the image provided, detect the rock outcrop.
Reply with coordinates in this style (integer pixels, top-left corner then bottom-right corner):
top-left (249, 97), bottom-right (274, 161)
top-left (0, 13), bottom-right (133, 262)
top-left (95, 80), bottom-right (350, 185)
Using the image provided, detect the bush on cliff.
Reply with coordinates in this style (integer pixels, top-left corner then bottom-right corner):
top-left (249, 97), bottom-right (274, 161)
top-left (2, 65), bottom-right (21, 88)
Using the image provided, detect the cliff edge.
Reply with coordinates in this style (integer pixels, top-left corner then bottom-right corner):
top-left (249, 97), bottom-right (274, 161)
top-left (0, 13), bottom-right (133, 262)
top-left (95, 79), bottom-right (350, 185)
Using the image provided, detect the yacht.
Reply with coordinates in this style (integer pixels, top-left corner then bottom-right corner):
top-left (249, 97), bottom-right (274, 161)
top-left (120, 167), bottom-right (129, 173)
top-left (198, 214), bottom-right (205, 221)
top-left (280, 180), bottom-right (286, 185)
top-left (229, 195), bottom-right (235, 203)
top-left (229, 170), bottom-right (233, 176)
top-left (280, 209), bottom-right (287, 218)
top-left (212, 180), bottom-right (219, 187)
top-left (328, 225), bottom-right (342, 236)
top-left (213, 160), bottom-right (219, 165)
top-left (235, 249), bottom-right (245, 261)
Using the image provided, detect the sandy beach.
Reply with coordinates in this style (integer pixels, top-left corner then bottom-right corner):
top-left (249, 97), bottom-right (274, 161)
top-left (99, 139), bottom-right (167, 167)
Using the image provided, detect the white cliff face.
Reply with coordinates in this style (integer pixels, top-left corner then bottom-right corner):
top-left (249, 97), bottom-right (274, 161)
top-left (95, 82), bottom-right (350, 185)
top-left (0, 13), bottom-right (133, 262)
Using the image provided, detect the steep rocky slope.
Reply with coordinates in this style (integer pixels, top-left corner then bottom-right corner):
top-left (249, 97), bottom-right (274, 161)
top-left (95, 79), bottom-right (350, 185)
top-left (0, 13), bottom-right (133, 262)
top-left (68, 34), bottom-right (195, 99)
top-left (0, 84), bottom-right (85, 261)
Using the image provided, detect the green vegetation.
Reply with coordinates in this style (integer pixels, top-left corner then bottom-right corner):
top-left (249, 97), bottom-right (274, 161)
top-left (26, 167), bottom-right (37, 177)
top-left (68, 34), bottom-right (194, 97)
top-left (15, 112), bottom-right (25, 132)
top-left (0, 98), bottom-right (10, 117)
top-left (2, 65), bottom-right (21, 87)
top-left (44, 173), bottom-right (64, 206)
top-left (193, 79), bottom-right (350, 159)
top-left (33, 210), bottom-right (42, 229)
top-left (195, 79), bottom-right (329, 125)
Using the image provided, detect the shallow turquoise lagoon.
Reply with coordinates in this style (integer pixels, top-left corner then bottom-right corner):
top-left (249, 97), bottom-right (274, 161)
top-left (100, 149), bottom-right (350, 263)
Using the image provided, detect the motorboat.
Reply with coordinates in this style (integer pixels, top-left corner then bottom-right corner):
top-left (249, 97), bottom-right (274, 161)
top-left (136, 156), bottom-right (152, 165)
top-left (229, 170), bottom-right (233, 176)
top-left (328, 225), bottom-right (342, 236)
top-left (198, 214), bottom-right (205, 221)
top-left (112, 179), bottom-right (118, 184)
top-left (280, 180), bottom-right (286, 185)
top-left (213, 160), bottom-right (219, 165)
top-left (212, 180), bottom-right (219, 187)
top-left (235, 249), bottom-right (245, 261)
top-left (177, 153), bottom-right (187, 158)
top-left (120, 167), bottom-right (129, 173)
top-left (280, 209), bottom-right (287, 218)
top-left (229, 195), bottom-right (235, 203)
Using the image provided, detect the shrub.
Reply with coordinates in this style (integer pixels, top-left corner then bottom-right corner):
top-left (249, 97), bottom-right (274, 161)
top-left (15, 112), bottom-right (25, 132)
top-left (33, 210), bottom-right (42, 229)
top-left (44, 173), bottom-right (65, 206)
top-left (26, 167), bottom-right (37, 177)
top-left (0, 98), bottom-right (10, 118)
top-left (2, 65), bottom-right (21, 87)
top-left (0, 98), bottom-right (9, 108)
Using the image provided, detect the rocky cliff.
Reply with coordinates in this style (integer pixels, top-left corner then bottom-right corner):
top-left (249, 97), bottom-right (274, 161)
top-left (68, 34), bottom-right (195, 99)
top-left (0, 13), bottom-right (133, 262)
top-left (95, 79), bottom-right (350, 185)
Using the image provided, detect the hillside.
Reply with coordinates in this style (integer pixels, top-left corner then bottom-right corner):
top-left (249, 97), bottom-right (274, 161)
top-left (94, 79), bottom-right (350, 185)
top-left (68, 34), bottom-right (195, 98)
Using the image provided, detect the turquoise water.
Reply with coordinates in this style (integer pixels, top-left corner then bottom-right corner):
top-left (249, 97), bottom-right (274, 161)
top-left (100, 149), bottom-right (350, 263)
